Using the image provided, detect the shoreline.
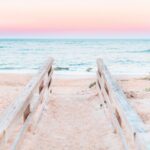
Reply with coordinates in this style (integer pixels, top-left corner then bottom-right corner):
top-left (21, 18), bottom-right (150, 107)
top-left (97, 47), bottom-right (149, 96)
top-left (0, 71), bottom-right (148, 79)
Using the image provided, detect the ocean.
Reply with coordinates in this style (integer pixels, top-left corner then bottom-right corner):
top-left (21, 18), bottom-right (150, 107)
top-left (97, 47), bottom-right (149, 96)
top-left (0, 39), bottom-right (149, 75)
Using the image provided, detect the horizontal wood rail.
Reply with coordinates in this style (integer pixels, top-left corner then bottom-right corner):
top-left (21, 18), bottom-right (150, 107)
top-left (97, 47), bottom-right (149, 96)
top-left (0, 57), bottom-right (54, 150)
top-left (97, 58), bottom-right (150, 150)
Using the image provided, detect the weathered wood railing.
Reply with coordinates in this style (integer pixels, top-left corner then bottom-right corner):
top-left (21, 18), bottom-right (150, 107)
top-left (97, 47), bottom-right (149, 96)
top-left (0, 57), bottom-right (54, 150)
top-left (97, 58), bottom-right (150, 150)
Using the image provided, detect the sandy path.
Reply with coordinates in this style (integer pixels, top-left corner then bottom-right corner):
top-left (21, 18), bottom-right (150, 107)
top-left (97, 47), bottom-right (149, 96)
top-left (0, 73), bottom-right (149, 149)
top-left (21, 77), bottom-right (123, 150)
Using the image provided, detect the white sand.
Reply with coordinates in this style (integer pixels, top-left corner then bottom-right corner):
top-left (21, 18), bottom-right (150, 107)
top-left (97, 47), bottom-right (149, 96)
top-left (0, 73), bottom-right (150, 149)
top-left (0, 73), bottom-right (32, 116)
top-left (21, 77), bottom-right (123, 150)
top-left (118, 76), bottom-right (150, 125)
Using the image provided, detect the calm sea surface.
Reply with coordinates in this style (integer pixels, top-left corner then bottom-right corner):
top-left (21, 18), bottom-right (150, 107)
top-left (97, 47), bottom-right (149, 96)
top-left (0, 39), bottom-right (149, 75)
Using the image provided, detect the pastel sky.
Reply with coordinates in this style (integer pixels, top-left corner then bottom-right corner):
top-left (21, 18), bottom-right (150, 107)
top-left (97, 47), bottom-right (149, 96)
top-left (0, 0), bottom-right (150, 38)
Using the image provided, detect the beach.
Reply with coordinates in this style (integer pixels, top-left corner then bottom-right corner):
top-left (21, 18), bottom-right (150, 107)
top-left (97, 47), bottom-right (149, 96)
top-left (0, 73), bottom-right (32, 116)
top-left (0, 73), bottom-right (150, 149)
top-left (1, 0), bottom-right (150, 148)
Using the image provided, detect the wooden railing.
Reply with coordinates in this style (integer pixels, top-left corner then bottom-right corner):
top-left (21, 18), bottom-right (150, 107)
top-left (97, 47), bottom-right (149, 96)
top-left (0, 57), bottom-right (54, 150)
top-left (97, 58), bottom-right (150, 150)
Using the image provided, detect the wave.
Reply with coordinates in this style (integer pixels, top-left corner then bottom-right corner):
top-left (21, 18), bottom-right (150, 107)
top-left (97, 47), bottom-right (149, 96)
top-left (113, 49), bottom-right (150, 53)
top-left (54, 67), bottom-right (69, 71)
top-left (127, 49), bottom-right (150, 53)
top-left (141, 49), bottom-right (150, 53)
top-left (0, 46), bottom-right (12, 49)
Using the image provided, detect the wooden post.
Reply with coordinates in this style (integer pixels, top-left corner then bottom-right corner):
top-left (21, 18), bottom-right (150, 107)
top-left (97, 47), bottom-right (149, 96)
top-left (23, 105), bottom-right (30, 122)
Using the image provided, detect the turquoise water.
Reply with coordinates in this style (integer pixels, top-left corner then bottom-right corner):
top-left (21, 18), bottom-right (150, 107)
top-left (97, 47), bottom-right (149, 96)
top-left (0, 39), bottom-right (149, 75)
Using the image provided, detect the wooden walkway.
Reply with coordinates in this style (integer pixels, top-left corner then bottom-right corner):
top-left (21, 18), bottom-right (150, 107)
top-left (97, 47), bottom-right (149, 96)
top-left (0, 58), bottom-right (150, 150)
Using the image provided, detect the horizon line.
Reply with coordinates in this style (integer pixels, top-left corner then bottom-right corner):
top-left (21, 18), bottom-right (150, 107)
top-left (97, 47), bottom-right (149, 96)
top-left (0, 37), bottom-right (150, 40)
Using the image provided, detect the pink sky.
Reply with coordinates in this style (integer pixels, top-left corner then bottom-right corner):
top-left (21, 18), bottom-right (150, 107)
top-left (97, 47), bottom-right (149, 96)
top-left (0, 0), bottom-right (150, 38)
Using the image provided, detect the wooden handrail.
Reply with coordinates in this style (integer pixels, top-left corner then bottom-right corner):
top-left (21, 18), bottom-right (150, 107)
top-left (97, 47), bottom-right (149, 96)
top-left (0, 57), bottom-right (54, 150)
top-left (97, 58), bottom-right (150, 150)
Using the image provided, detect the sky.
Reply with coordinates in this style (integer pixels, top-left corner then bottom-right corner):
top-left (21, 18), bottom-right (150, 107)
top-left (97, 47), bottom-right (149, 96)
top-left (0, 0), bottom-right (150, 38)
